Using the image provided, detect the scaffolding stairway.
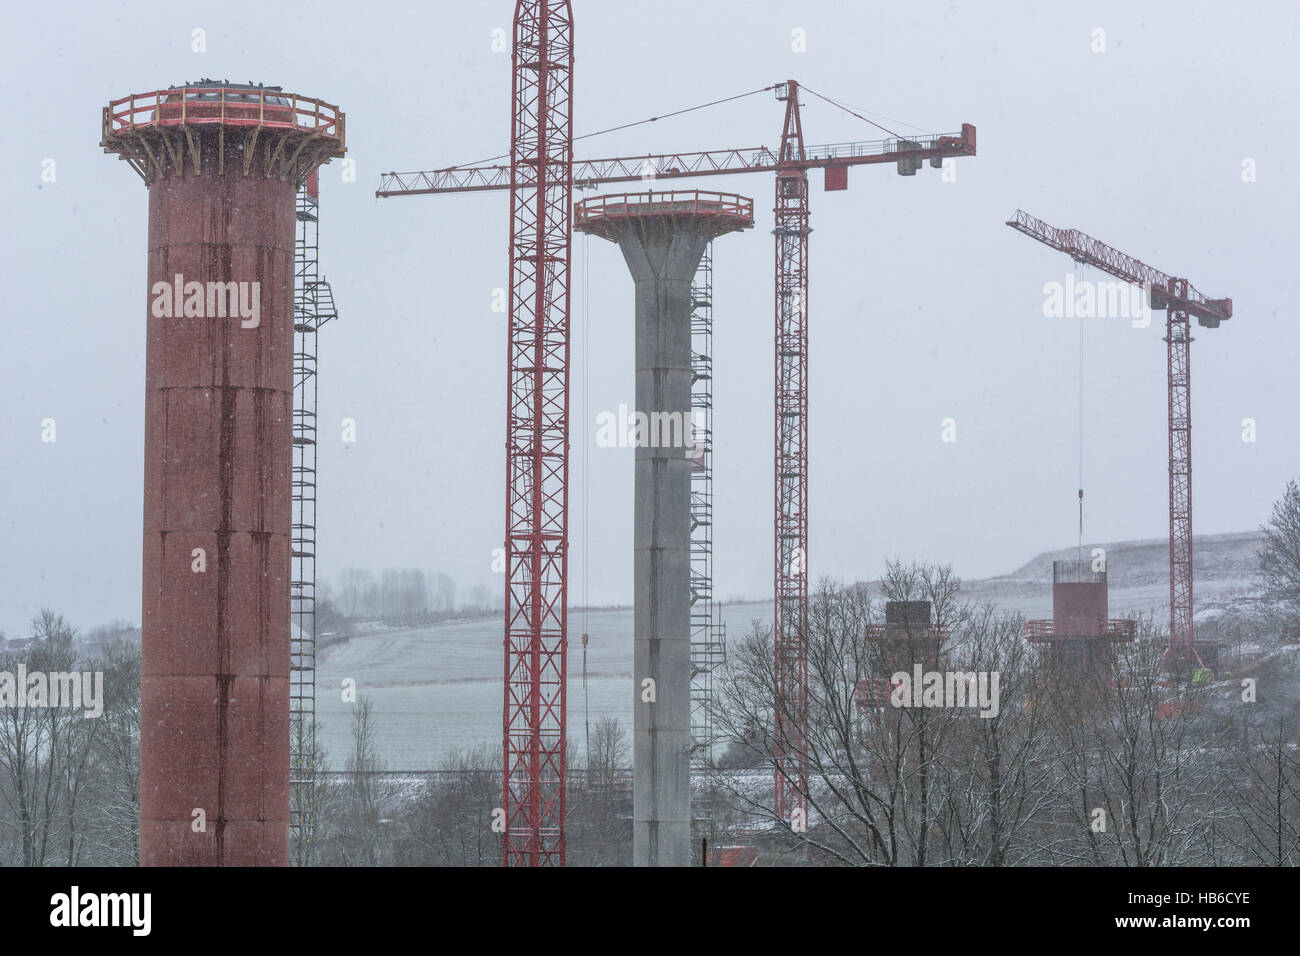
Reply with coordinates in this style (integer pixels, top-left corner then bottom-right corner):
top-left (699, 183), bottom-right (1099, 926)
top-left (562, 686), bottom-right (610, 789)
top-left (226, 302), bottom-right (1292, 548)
top-left (689, 244), bottom-right (727, 836)
top-left (290, 181), bottom-right (337, 866)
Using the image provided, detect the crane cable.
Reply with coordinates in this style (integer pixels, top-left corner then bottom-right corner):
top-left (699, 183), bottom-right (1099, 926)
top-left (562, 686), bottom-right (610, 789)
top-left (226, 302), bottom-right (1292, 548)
top-left (801, 85), bottom-right (908, 139)
top-left (439, 84), bottom-right (779, 172)
top-left (430, 83), bottom-right (936, 177)
top-left (1076, 260), bottom-right (1086, 569)
top-left (800, 85), bottom-right (945, 142)
top-left (582, 230), bottom-right (591, 776)
top-left (572, 84), bottom-right (778, 144)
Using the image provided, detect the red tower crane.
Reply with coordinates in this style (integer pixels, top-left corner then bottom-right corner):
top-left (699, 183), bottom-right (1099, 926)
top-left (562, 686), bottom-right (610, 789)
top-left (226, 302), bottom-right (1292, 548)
top-left (381, 76), bottom-right (974, 839)
top-left (501, 0), bottom-right (572, 867)
top-left (771, 83), bottom-right (810, 828)
top-left (1006, 210), bottom-right (1233, 670)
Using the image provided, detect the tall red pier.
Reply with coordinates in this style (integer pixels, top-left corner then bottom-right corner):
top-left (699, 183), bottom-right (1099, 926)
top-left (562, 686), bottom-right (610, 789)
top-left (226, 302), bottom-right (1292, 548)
top-left (102, 82), bottom-right (345, 865)
top-left (1024, 560), bottom-right (1135, 673)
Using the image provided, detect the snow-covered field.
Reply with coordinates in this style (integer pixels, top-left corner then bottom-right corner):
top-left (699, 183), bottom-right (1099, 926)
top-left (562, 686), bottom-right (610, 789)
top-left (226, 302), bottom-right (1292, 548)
top-left (317, 531), bottom-right (1267, 769)
top-left (316, 601), bottom-right (772, 770)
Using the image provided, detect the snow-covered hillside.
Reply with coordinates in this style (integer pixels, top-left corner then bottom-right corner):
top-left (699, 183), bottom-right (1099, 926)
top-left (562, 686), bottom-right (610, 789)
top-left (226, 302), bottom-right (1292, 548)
top-left (317, 531), bottom-right (1275, 769)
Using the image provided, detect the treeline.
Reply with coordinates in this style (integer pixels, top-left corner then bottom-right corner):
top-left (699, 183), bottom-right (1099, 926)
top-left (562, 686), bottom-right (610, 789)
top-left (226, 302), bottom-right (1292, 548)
top-left (0, 611), bottom-right (140, 866)
top-left (298, 702), bottom-right (632, 866)
top-left (703, 565), bottom-right (1300, 867)
top-left (326, 567), bottom-right (499, 624)
top-left (4, 584), bottom-right (1296, 867)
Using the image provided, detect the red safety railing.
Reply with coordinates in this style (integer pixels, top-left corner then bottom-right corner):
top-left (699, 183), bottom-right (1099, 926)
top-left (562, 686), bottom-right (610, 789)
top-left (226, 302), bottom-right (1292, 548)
top-left (574, 189), bottom-right (753, 226)
top-left (103, 87), bottom-right (344, 142)
top-left (863, 623), bottom-right (951, 643)
top-left (1023, 619), bottom-right (1137, 641)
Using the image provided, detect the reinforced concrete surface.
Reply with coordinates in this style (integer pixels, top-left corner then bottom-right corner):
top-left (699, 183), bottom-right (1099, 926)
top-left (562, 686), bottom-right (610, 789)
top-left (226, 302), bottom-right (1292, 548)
top-left (576, 192), bottom-right (752, 866)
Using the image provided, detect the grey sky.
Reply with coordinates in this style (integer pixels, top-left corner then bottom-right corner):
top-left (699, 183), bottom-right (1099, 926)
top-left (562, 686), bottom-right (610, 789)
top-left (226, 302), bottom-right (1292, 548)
top-left (1, 0), bottom-right (1296, 637)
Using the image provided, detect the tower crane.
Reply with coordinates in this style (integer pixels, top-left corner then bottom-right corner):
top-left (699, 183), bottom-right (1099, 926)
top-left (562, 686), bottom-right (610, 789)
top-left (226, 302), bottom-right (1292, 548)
top-left (381, 66), bottom-right (976, 841)
top-left (1006, 210), bottom-right (1233, 670)
top-left (498, 0), bottom-right (571, 868)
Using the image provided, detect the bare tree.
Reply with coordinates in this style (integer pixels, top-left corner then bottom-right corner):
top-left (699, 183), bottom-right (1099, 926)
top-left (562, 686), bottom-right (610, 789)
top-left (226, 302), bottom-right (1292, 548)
top-left (0, 612), bottom-right (74, 865)
top-left (567, 719), bottom-right (632, 866)
top-left (934, 604), bottom-right (1054, 866)
top-left (1038, 626), bottom-right (1229, 867)
top-left (1224, 716), bottom-right (1300, 865)
top-left (586, 716), bottom-right (629, 791)
top-left (710, 565), bottom-right (993, 866)
top-left (1260, 479), bottom-right (1300, 628)
top-left (316, 696), bottom-right (397, 866)
top-left (336, 567), bottom-right (375, 619)
top-left (396, 744), bottom-right (500, 866)
top-left (80, 641), bottom-right (141, 865)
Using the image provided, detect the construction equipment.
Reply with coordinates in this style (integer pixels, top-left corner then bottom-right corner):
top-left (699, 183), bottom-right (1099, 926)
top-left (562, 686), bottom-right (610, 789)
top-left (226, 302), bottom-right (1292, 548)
top-left (380, 68), bottom-right (975, 841)
top-left (503, 0), bottom-right (573, 867)
top-left (1006, 210), bottom-right (1233, 670)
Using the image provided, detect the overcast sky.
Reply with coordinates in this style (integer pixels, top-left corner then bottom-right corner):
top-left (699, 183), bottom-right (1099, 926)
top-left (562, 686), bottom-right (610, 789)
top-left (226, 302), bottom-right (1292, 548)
top-left (1, 0), bottom-right (1297, 637)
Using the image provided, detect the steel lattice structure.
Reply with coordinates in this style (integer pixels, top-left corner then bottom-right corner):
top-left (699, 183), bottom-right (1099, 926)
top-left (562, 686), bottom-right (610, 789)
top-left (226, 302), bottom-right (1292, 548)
top-left (772, 82), bottom-right (810, 825)
top-left (1165, 282), bottom-right (1195, 665)
top-left (380, 67), bottom-right (973, 850)
top-left (290, 174), bottom-right (337, 866)
top-left (690, 244), bottom-right (727, 775)
top-left (502, 0), bottom-right (573, 867)
top-left (376, 132), bottom-right (974, 197)
top-left (1005, 211), bottom-right (1232, 668)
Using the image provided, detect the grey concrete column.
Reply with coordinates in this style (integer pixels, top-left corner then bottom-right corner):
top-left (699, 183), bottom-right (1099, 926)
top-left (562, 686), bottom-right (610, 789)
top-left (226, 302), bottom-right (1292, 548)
top-left (618, 228), bottom-right (710, 868)
top-left (576, 191), bottom-right (752, 867)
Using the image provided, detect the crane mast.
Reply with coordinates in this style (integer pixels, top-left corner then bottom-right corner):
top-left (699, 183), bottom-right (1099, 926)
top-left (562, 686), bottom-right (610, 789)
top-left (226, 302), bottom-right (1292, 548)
top-left (772, 81), bottom-right (810, 827)
top-left (502, 0), bottom-right (573, 867)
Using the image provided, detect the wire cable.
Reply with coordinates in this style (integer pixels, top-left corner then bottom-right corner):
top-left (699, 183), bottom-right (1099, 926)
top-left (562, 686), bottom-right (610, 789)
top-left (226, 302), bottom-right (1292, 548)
top-left (1076, 261), bottom-right (1086, 568)
top-left (430, 85), bottom-right (779, 172)
top-left (582, 231), bottom-right (591, 773)
top-left (800, 85), bottom-right (909, 140)
top-left (573, 84), bottom-right (777, 144)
